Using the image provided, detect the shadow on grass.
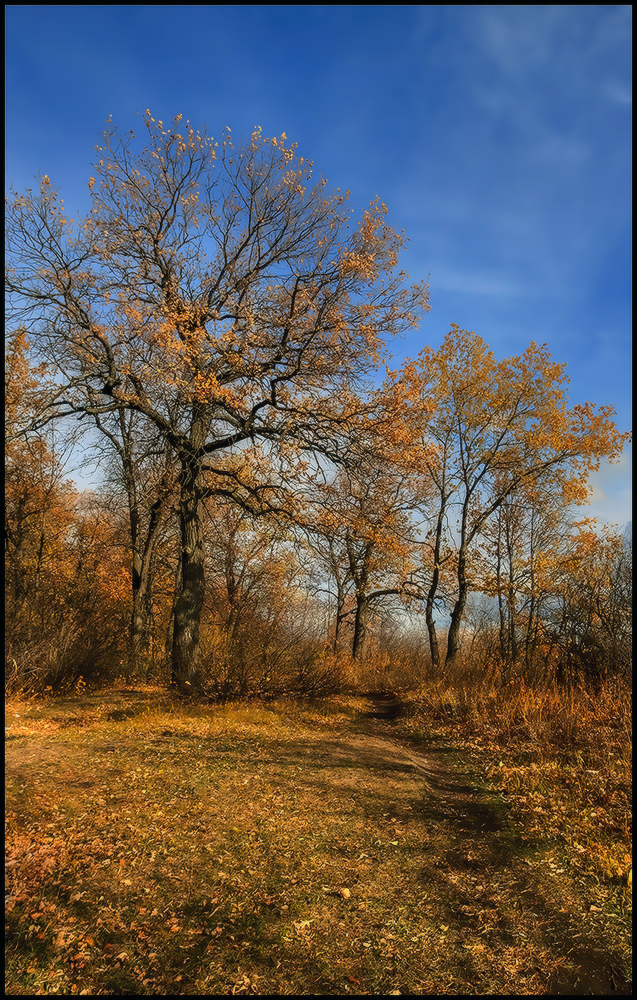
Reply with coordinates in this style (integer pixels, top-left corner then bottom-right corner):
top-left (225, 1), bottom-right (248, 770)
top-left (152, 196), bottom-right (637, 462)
top-left (5, 688), bottom-right (631, 995)
top-left (235, 712), bottom-right (631, 996)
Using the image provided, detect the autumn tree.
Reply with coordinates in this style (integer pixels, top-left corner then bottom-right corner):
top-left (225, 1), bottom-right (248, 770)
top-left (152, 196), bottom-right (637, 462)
top-left (5, 331), bottom-right (177, 675)
top-left (6, 112), bottom-right (428, 691)
top-left (330, 468), bottom-right (421, 659)
top-left (485, 493), bottom-right (546, 681)
top-left (5, 332), bottom-right (130, 691)
top-left (201, 498), bottom-right (298, 692)
top-left (302, 378), bottom-right (435, 660)
top-left (5, 332), bottom-right (77, 640)
top-left (540, 525), bottom-right (632, 686)
top-left (477, 485), bottom-right (587, 682)
top-left (389, 327), bottom-right (629, 669)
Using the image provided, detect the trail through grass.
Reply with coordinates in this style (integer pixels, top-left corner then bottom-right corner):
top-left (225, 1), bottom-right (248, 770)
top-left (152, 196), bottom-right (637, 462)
top-left (5, 689), bottom-right (631, 995)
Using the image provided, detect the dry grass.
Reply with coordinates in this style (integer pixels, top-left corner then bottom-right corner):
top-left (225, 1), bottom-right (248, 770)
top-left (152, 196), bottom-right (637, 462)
top-left (400, 674), bottom-right (632, 953)
top-left (5, 686), bottom-right (632, 995)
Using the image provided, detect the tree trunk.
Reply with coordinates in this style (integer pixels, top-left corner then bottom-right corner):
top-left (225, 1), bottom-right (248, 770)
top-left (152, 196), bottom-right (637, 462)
top-left (333, 575), bottom-right (347, 653)
top-left (346, 536), bottom-right (372, 662)
top-left (425, 507), bottom-right (446, 671)
top-left (171, 465), bottom-right (205, 692)
top-left (504, 521), bottom-right (518, 677)
top-left (131, 559), bottom-right (153, 674)
top-left (446, 548), bottom-right (468, 666)
top-left (525, 517), bottom-right (538, 675)
top-left (129, 508), bottom-right (162, 674)
top-left (495, 514), bottom-right (508, 677)
top-left (165, 552), bottom-right (182, 668)
top-left (425, 593), bottom-right (441, 671)
top-left (507, 583), bottom-right (518, 668)
top-left (425, 566), bottom-right (441, 670)
top-left (334, 605), bottom-right (345, 653)
top-left (352, 596), bottom-right (368, 660)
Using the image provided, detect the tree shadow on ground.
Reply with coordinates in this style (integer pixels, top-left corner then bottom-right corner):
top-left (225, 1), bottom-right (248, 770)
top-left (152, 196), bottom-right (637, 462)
top-left (246, 697), bottom-right (631, 996)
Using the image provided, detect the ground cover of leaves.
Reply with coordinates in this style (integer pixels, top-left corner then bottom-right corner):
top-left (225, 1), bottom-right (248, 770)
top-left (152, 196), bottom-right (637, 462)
top-left (5, 688), bottom-right (632, 995)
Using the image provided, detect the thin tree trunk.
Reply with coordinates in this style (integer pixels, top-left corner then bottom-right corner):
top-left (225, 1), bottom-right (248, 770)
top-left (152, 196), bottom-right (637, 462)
top-left (425, 505), bottom-right (447, 670)
top-left (165, 551), bottom-right (181, 668)
top-left (131, 562), bottom-right (149, 672)
top-left (333, 576), bottom-right (347, 653)
top-left (131, 559), bottom-right (155, 673)
top-left (495, 513), bottom-right (508, 676)
top-left (425, 593), bottom-right (441, 670)
top-left (505, 519), bottom-right (518, 672)
top-left (346, 536), bottom-right (372, 661)
top-left (129, 490), bottom-right (166, 673)
top-left (524, 514), bottom-right (537, 675)
top-left (334, 604), bottom-right (345, 653)
top-left (446, 547), bottom-right (468, 666)
top-left (328, 540), bottom-right (348, 654)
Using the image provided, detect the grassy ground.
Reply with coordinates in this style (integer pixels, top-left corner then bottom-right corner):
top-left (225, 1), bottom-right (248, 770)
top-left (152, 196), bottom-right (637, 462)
top-left (5, 687), bottom-right (632, 995)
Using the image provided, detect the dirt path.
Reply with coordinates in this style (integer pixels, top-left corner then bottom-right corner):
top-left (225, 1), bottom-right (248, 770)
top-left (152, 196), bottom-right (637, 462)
top-left (347, 693), bottom-right (631, 996)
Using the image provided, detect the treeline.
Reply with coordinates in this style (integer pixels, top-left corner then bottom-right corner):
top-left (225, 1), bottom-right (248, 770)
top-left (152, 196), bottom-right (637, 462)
top-left (5, 114), bottom-right (631, 695)
top-left (6, 330), bottom-right (630, 696)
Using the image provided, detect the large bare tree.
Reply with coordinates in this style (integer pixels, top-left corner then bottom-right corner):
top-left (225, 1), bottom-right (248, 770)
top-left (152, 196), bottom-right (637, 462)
top-left (6, 113), bottom-right (428, 690)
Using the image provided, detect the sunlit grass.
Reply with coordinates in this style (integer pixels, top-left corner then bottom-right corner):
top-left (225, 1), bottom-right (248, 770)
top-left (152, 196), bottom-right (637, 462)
top-left (5, 688), bottom-right (631, 995)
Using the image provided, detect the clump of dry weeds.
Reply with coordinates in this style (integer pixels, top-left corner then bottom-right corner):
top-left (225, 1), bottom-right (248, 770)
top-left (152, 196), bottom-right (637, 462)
top-left (403, 672), bottom-right (631, 897)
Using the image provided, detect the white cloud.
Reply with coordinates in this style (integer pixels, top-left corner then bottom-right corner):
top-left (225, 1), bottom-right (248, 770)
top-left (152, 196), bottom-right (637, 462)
top-left (431, 266), bottom-right (530, 299)
top-left (584, 448), bottom-right (632, 529)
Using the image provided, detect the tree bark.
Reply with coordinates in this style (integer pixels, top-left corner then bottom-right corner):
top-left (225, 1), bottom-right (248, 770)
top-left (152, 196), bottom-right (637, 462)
top-left (128, 489), bottom-right (167, 673)
top-left (333, 575), bottom-right (347, 654)
top-left (352, 596), bottom-right (369, 660)
top-left (131, 558), bottom-right (154, 674)
top-left (425, 509), bottom-right (446, 670)
top-left (171, 464), bottom-right (206, 692)
top-left (425, 588), bottom-right (440, 671)
top-left (446, 547), bottom-right (468, 666)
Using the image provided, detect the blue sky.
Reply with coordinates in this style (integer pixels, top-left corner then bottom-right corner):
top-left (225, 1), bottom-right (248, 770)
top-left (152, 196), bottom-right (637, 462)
top-left (5, 5), bottom-right (631, 524)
